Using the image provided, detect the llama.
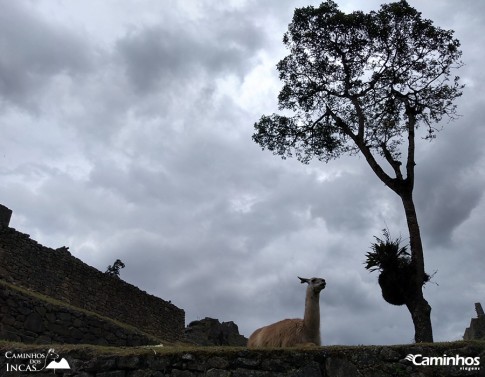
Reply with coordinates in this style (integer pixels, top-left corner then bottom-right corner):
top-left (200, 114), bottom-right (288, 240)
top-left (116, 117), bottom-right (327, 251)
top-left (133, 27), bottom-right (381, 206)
top-left (247, 276), bottom-right (326, 348)
top-left (36, 349), bottom-right (60, 371)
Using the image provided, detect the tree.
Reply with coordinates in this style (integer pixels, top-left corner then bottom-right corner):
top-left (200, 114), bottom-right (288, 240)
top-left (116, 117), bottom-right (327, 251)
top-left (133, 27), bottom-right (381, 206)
top-left (105, 259), bottom-right (125, 278)
top-left (252, 0), bottom-right (463, 342)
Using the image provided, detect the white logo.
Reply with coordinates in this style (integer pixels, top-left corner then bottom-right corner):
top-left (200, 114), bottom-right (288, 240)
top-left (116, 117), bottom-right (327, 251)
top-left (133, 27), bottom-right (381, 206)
top-left (4, 348), bottom-right (71, 373)
top-left (404, 353), bottom-right (480, 371)
top-left (46, 357), bottom-right (71, 371)
top-left (404, 354), bottom-right (417, 363)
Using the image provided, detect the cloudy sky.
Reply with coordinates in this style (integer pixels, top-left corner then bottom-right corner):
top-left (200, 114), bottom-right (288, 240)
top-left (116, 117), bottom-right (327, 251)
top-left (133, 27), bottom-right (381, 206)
top-left (1, 0), bottom-right (484, 345)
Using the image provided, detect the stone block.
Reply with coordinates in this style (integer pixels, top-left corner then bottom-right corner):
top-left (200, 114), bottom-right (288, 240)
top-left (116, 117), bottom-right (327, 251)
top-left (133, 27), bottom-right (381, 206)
top-left (171, 370), bottom-right (197, 377)
top-left (2, 314), bottom-right (17, 326)
top-left (128, 371), bottom-right (165, 377)
top-left (325, 357), bottom-right (360, 377)
top-left (34, 305), bottom-right (47, 316)
top-left (0, 204), bottom-right (12, 228)
top-left (24, 312), bottom-right (44, 333)
top-left (36, 334), bottom-right (52, 343)
top-left (476, 302), bottom-right (485, 317)
top-left (232, 368), bottom-right (273, 377)
top-left (207, 356), bottom-right (230, 369)
top-left (291, 362), bottom-right (322, 377)
top-left (97, 371), bottom-right (126, 377)
top-left (57, 311), bottom-right (73, 322)
top-left (116, 356), bottom-right (141, 370)
top-left (206, 369), bottom-right (231, 377)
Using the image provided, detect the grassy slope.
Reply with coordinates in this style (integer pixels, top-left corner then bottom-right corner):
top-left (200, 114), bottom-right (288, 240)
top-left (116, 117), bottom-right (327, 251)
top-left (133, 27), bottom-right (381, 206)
top-left (0, 279), bottom-right (165, 345)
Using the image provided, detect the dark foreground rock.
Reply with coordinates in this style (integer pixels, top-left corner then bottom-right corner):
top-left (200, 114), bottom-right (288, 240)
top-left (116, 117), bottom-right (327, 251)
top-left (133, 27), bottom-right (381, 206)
top-left (1, 340), bottom-right (484, 376)
top-left (184, 317), bottom-right (248, 346)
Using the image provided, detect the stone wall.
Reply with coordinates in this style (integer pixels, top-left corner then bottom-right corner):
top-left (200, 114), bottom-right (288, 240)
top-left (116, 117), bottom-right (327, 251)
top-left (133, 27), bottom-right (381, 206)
top-left (0, 204), bottom-right (185, 343)
top-left (0, 341), bottom-right (484, 376)
top-left (0, 281), bottom-right (161, 346)
top-left (464, 303), bottom-right (485, 341)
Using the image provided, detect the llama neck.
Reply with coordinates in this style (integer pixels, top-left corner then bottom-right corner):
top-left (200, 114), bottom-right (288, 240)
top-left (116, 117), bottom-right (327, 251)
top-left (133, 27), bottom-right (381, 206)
top-left (303, 287), bottom-right (320, 335)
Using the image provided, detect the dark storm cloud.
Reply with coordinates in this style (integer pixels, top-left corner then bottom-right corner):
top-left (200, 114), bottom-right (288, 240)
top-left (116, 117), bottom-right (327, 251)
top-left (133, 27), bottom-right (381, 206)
top-left (414, 90), bottom-right (485, 247)
top-left (0, 1), bottom-right (93, 111)
top-left (116, 9), bottom-right (267, 95)
top-left (309, 170), bottom-right (392, 234)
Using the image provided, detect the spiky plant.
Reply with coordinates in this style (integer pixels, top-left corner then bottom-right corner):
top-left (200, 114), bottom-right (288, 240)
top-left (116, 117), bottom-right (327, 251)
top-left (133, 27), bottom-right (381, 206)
top-left (365, 229), bottom-right (417, 306)
top-left (365, 229), bottom-right (411, 273)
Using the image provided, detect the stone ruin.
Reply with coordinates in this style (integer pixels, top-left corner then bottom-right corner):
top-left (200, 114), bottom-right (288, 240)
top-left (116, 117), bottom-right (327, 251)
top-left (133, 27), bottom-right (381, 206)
top-left (184, 317), bottom-right (248, 346)
top-left (463, 302), bottom-right (485, 340)
top-left (0, 204), bottom-right (12, 229)
top-left (0, 203), bottom-right (185, 344)
top-left (1, 203), bottom-right (247, 346)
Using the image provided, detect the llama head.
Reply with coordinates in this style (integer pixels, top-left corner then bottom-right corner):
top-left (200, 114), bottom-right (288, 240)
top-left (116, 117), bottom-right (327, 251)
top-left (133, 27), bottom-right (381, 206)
top-left (298, 276), bottom-right (326, 293)
top-left (46, 349), bottom-right (59, 360)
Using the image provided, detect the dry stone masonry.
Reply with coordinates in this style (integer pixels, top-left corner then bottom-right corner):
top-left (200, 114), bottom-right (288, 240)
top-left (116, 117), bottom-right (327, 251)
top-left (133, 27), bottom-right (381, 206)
top-left (0, 281), bottom-right (162, 346)
top-left (1, 341), bottom-right (484, 376)
top-left (464, 303), bottom-right (485, 341)
top-left (0, 204), bottom-right (184, 345)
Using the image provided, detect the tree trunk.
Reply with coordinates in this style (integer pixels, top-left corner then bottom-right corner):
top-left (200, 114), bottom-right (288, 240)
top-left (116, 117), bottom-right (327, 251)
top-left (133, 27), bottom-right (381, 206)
top-left (401, 192), bottom-right (434, 343)
top-left (355, 121), bottom-right (434, 342)
top-left (406, 292), bottom-right (433, 343)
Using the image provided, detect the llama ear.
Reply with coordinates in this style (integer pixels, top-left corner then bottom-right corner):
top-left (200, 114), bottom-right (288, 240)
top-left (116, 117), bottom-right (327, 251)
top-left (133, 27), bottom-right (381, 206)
top-left (298, 277), bottom-right (309, 284)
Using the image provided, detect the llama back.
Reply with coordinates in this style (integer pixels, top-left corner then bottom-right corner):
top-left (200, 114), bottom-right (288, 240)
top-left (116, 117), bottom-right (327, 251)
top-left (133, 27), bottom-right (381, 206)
top-left (247, 318), bottom-right (305, 347)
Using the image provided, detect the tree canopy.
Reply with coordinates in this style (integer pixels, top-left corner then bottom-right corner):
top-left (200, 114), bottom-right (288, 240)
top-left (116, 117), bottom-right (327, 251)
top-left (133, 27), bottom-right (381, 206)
top-left (253, 0), bottom-right (463, 190)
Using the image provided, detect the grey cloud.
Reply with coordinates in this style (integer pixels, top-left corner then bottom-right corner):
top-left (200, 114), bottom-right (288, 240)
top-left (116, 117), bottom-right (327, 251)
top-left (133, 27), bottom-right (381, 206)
top-left (1, 169), bottom-right (127, 242)
top-left (309, 172), bottom-right (388, 234)
top-left (116, 9), bottom-right (267, 95)
top-left (0, 1), bottom-right (93, 111)
top-left (416, 105), bottom-right (485, 247)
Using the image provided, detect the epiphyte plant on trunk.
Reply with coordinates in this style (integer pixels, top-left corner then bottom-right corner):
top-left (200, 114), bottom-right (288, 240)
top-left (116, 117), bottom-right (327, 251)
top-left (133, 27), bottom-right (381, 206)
top-left (365, 229), bottom-right (430, 307)
top-left (252, 0), bottom-right (463, 343)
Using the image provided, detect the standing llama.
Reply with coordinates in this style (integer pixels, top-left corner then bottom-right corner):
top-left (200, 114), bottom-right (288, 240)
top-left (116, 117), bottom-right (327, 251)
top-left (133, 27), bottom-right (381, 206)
top-left (247, 276), bottom-right (326, 347)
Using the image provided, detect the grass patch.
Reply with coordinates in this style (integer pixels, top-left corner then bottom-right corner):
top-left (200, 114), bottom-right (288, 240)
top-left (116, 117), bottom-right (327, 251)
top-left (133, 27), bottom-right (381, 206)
top-left (0, 340), bottom-right (246, 357)
top-left (1, 339), bottom-right (484, 358)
